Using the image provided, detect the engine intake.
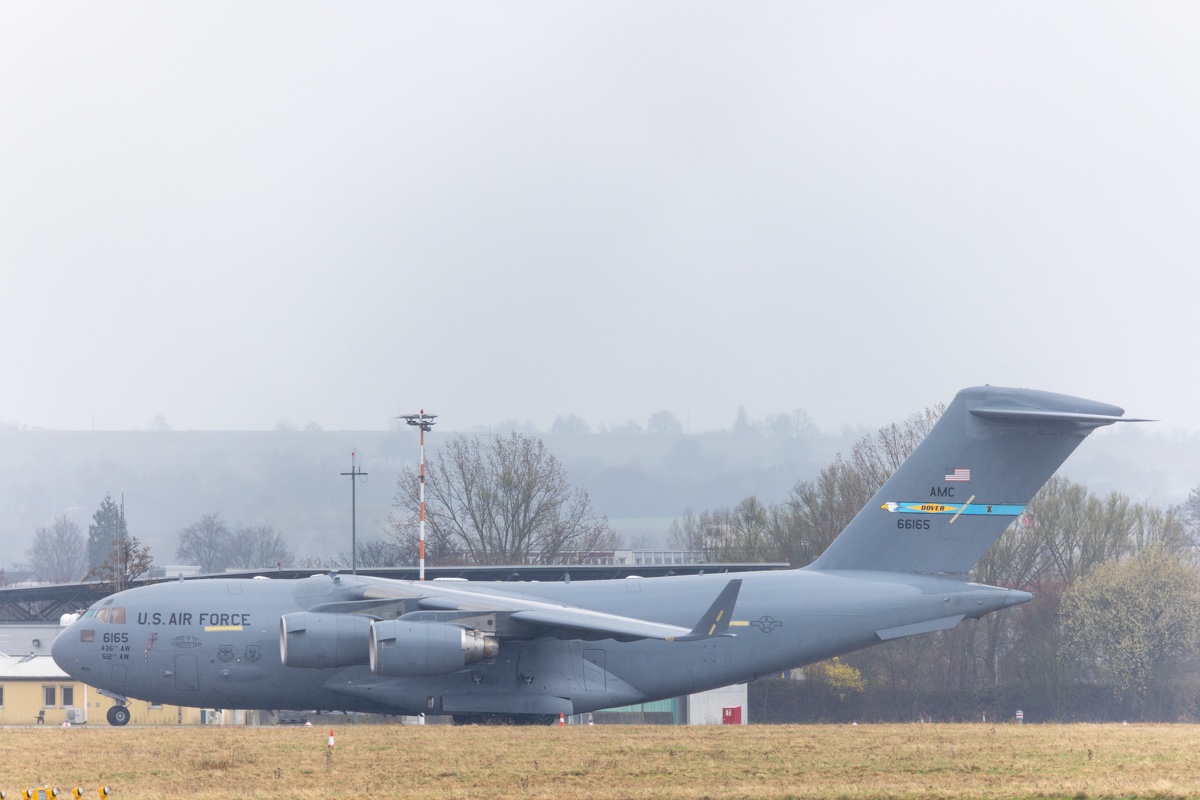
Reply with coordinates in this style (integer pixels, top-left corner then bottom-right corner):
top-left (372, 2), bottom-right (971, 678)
top-left (280, 612), bottom-right (372, 669)
top-left (369, 620), bottom-right (499, 677)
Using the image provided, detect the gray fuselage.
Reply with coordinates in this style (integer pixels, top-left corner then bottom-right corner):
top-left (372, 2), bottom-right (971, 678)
top-left (52, 569), bottom-right (1027, 717)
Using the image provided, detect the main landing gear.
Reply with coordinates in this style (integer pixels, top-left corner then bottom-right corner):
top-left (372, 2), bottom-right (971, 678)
top-left (106, 705), bottom-right (130, 726)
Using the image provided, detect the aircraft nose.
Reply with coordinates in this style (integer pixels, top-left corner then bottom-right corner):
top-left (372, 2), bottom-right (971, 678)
top-left (51, 623), bottom-right (76, 673)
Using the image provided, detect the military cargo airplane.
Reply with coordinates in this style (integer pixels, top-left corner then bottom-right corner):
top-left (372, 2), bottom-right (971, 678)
top-left (52, 387), bottom-right (1139, 725)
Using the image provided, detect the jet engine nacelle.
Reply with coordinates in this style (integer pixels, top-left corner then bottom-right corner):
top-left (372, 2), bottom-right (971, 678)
top-left (280, 612), bottom-right (372, 669)
top-left (369, 620), bottom-right (499, 677)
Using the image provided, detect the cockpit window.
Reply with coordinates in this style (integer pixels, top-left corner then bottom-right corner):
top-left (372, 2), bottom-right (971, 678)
top-left (87, 607), bottom-right (126, 624)
top-left (82, 609), bottom-right (97, 619)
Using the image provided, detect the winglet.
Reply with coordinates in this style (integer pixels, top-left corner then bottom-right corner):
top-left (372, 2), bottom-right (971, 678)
top-left (669, 579), bottom-right (742, 642)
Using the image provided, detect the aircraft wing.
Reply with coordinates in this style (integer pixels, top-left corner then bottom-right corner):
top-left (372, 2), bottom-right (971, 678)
top-left (361, 578), bottom-right (742, 642)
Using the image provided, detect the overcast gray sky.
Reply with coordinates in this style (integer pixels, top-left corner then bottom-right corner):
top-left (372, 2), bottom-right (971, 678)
top-left (2, 3), bottom-right (1198, 434)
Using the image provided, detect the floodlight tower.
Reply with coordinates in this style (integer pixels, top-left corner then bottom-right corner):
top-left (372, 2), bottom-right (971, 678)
top-left (399, 410), bottom-right (437, 581)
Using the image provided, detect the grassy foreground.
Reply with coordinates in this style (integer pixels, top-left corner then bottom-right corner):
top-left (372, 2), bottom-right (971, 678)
top-left (2, 722), bottom-right (1199, 799)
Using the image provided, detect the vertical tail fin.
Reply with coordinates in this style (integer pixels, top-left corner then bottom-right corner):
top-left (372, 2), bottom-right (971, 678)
top-left (808, 386), bottom-right (1141, 575)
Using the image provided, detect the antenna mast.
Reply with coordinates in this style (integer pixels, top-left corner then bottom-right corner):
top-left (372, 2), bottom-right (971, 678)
top-left (340, 452), bottom-right (368, 574)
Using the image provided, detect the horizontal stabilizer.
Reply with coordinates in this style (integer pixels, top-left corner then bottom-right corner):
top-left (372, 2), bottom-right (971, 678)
top-left (970, 407), bottom-right (1151, 426)
top-left (876, 615), bottom-right (964, 641)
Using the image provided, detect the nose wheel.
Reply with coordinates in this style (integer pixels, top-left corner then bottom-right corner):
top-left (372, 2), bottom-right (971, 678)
top-left (106, 705), bottom-right (131, 726)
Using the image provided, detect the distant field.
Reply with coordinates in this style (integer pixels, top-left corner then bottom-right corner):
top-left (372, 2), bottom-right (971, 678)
top-left (1, 723), bottom-right (1198, 799)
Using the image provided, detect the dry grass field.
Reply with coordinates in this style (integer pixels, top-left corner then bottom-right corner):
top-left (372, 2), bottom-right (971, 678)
top-left (1, 722), bottom-right (1199, 799)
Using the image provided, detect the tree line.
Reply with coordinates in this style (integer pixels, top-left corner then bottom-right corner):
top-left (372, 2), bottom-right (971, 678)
top-left (683, 405), bottom-right (1200, 722)
top-left (545, 406), bottom-right (816, 439)
top-left (20, 430), bottom-right (621, 581)
top-left (17, 493), bottom-right (154, 591)
top-left (20, 496), bottom-right (293, 584)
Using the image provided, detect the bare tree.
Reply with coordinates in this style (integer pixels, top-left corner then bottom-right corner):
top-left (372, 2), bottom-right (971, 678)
top-left (843, 403), bottom-right (944, 498)
top-left (764, 409), bottom-right (815, 440)
top-left (668, 404), bottom-right (946, 568)
top-left (85, 534), bottom-right (153, 592)
top-left (1005, 476), bottom-right (1190, 588)
top-left (667, 507), bottom-right (704, 552)
top-left (1175, 483), bottom-right (1200, 546)
top-left (177, 513), bottom-right (232, 573)
top-left (646, 410), bottom-right (683, 436)
top-left (551, 414), bottom-right (591, 435)
top-left (768, 456), bottom-right (862, 567)
top-left (329, 539), bottom-right (405, 569)
top-left (1128, 503), bottom-right (1191, 559)
top-left (26, 516), bottom-right (88, 583)
top-left (354, 539), bottom-right (403, 567)
top-left (225, 524), bottom-right (293, 569)
top-left (388, 432), bottom-right (617, 565)
top-left (668, 498), bottom-right (774, 562)
top-left (764, 404), bottom-right (945, 567)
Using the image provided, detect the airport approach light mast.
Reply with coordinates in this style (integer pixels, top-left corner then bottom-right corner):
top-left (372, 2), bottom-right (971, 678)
top-left (339, 452), bottom-right (368, 575)
top-left (400, 411), bottom-right (437, 581)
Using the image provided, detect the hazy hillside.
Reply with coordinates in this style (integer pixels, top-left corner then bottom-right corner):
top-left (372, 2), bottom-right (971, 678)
top-left (0, 421), bottom-right (1194, 571)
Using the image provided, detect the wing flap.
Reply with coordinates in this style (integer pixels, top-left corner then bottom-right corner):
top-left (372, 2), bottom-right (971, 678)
top-left (361, 576), bottom-right (741, 642)
top-left (509, 607), bottom-right (691, 640)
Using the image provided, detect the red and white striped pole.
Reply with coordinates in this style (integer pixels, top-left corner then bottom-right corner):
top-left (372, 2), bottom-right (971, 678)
top-left (418, 415), bottom-right (427, 582)
top-left (400, 410), bottom-right (437, 582)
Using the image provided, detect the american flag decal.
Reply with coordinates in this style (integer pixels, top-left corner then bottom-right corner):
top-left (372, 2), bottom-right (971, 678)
top-left (944, 468), bottom-right (971, 482)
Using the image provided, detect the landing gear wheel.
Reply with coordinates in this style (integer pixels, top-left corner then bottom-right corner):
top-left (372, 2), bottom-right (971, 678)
top-left (107, 705), bottom-right (130, 726)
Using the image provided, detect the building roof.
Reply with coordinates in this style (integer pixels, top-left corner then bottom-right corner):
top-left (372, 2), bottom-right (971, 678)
top-left (0, 624), bottom-right (65, 659)
top-left (0, 654), bottom-right (69, 680)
